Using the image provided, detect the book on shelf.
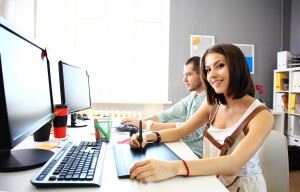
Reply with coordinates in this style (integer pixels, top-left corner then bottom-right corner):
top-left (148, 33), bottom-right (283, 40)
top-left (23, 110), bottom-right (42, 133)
top-left (275, 93), bottom-right (288, 112)
top-left (282, 94), bottom-right (288, 112)
top-left (295, 95), bottom-right (300, 114)
top-left (289, 94), bottom-right (296, 113)
top-left (292, 71), bottom-right (300, 92)
top-left (275, 72), bottom-right (288, 91)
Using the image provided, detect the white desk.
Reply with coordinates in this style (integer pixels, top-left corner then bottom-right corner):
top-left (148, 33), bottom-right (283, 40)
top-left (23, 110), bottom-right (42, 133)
top-left (0, 120), bottom-right (228, 192)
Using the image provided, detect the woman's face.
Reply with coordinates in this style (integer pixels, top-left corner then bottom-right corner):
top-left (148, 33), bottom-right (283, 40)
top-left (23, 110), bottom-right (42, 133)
top-left (204, 53), bottom-right (230, 95)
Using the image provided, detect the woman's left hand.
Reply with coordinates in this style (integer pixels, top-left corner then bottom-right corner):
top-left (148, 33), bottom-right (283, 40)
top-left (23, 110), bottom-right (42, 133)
top-left (130, 159), bottom-right (178, 182)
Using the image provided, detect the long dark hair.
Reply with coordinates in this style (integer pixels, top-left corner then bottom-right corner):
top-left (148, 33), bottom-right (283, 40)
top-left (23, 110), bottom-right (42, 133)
top-left (200, 44), bottom-right (255, 105)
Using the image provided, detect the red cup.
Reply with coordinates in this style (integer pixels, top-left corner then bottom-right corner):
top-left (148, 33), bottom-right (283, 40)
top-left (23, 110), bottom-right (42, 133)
top-left (53, 104), bottom-right (69, 138)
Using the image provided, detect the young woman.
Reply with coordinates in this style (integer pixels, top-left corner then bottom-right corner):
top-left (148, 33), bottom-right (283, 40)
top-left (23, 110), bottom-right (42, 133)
top-left (129, 44), bottom-right (274, 191)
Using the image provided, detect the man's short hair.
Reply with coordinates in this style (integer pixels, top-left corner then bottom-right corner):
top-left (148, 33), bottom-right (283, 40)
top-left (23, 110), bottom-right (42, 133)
top-left (185, 56), bottom-right (200, 74)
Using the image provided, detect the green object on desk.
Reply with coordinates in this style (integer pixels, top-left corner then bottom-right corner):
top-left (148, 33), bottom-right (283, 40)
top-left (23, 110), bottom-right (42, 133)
top-left (94, 120), bottom-right (112, 142)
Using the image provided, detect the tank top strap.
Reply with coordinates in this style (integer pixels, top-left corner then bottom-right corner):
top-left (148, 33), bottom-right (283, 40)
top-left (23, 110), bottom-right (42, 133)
top-left (219, 104), bottom-right (268, 156)
top-left (204, 103), bottom-right (269, 155)
top-left (203, 104), bottom-right (222, 149)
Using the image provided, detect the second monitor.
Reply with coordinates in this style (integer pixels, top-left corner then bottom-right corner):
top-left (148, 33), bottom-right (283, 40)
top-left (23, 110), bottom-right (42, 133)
top-left (58, 61), bottom-right (91, 128)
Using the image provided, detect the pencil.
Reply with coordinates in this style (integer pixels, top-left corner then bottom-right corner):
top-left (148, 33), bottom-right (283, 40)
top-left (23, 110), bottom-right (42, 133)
top-left (138, 120), bottom-right (143, 147)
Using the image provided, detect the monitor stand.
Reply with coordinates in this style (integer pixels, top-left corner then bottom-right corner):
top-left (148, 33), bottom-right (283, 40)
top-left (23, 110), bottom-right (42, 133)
top-left (0, 149), bottom-right (54, 172)
top-left (67, 113), bottom-right (88, 128)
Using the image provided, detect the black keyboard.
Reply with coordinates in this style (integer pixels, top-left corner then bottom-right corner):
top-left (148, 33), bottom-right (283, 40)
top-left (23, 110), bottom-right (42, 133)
top-left (31, 141), bottom-right (106, 188)
top-left (115, 124), bottom-right (138, 134)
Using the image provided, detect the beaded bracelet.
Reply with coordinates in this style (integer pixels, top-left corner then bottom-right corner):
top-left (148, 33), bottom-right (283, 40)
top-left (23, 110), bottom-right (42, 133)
top-left (182, 160), bottom-right (189, 177)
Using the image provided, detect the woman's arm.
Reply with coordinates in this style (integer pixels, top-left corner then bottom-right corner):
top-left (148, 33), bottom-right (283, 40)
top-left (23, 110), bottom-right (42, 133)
top-left (130, 101), bottom-right (211, 148)
top-left (130, 108), bottom-right (274, 182)
top-left (183, 109), bottom-right (274, 176)
top-left (157, 101), bottom-right (212, 143)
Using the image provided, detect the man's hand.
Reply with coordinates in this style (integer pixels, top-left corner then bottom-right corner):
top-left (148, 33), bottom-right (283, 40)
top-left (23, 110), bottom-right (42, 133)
top-left (122, 118), bottom-right (145, 128)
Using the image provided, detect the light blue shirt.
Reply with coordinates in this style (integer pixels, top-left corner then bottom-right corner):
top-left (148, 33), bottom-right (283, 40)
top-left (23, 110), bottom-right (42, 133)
top-left (156, 91), bottom-right (206, 158)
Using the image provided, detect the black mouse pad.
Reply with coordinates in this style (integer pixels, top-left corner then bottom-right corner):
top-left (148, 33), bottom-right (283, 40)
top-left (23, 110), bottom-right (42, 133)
top-left (113, 143), bottom-right (181, 178)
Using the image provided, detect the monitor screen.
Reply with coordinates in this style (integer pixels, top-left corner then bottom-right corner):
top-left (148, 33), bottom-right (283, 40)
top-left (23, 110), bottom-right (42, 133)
top-left (58, 61), bottom-right (91, 127)
top-left (0, 17), bottom-right (54, 171)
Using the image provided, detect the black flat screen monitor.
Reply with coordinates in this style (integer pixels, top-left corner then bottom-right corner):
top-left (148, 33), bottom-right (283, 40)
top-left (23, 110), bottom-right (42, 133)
top-left (0, 17), bottom-right (54, 172)
top-left (58, 61), bottom-right (91, 128)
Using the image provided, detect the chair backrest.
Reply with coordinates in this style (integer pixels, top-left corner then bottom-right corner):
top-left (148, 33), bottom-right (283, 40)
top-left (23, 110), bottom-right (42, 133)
top-left (259, 130), bottom-right (289, 192)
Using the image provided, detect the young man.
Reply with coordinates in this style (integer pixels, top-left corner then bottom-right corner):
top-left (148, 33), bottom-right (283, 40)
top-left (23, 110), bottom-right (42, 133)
top-left (122, 56), bottom-right (206, 157)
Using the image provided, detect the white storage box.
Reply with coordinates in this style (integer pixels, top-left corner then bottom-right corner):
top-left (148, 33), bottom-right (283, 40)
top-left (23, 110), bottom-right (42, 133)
top-left (288, 135), bottom-right (300, 146)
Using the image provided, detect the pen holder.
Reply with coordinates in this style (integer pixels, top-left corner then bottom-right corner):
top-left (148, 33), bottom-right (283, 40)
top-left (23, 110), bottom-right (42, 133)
top-left (94, 118), bottom-right (112, 142)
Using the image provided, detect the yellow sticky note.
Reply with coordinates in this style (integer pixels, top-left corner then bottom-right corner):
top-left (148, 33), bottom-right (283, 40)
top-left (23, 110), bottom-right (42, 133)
top-left (35, 144), bottom-right (57, 150)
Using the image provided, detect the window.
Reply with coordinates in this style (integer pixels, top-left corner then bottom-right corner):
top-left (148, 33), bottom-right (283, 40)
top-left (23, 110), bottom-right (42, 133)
top-left (36, 0), bottom-right (170, 103)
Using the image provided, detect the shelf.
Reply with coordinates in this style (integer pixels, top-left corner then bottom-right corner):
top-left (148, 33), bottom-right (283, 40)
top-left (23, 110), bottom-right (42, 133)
top-left (288, 63), bottom-right (300, 67)
top-left (288, 113), bottom-right (300, 117)
top-left (274, 67), bottom-right (300, 140)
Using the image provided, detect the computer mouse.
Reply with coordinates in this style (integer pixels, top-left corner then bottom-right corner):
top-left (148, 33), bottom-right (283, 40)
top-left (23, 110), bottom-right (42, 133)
top-left (76, 113), bottom-right (83, 120)
top-left (82, 114), bottom-right (90, 120)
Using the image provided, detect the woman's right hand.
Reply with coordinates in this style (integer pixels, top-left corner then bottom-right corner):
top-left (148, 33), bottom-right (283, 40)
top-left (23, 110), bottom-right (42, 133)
top-left (129, 133), bottom-right (149, 149)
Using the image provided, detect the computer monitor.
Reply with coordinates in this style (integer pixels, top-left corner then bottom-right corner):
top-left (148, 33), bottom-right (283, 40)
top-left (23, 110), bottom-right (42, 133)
top-left (58, 61), bottom-right (91, 128)
top-left (0, 17), bottom-right (54, 172)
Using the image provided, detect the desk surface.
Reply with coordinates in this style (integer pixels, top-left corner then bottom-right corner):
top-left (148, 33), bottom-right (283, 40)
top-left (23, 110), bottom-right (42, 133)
top-left (0, 119), bottom-right (228, 192)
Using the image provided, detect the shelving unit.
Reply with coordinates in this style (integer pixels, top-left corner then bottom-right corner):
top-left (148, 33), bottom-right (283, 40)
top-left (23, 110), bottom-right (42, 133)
top-left (273, 67), bottom-right (300, 146)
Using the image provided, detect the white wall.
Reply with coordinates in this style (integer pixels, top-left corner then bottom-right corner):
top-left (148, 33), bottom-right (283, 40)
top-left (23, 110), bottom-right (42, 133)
top-left (0, 0), bottom-right (35, 38)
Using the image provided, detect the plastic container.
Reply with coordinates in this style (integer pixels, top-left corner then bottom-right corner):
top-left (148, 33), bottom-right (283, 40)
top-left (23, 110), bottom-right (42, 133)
top-left (94, 118), bottom-right (112, 142)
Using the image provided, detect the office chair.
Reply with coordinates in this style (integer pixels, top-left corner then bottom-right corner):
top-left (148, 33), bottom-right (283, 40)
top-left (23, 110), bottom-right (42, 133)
top-left (259, 130), bottom-right (289, 192)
